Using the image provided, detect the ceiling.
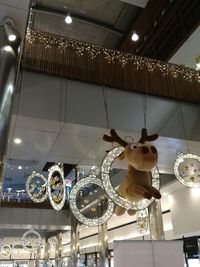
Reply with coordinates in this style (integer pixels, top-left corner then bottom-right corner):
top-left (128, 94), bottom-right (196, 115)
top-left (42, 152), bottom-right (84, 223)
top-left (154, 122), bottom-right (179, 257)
top-left (0, 0), bottom-right (30, 36)
top-left (31, 0), bottom-right (140, 48)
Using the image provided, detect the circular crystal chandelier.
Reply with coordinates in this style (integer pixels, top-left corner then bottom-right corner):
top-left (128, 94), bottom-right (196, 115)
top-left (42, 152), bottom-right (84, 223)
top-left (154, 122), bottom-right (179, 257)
top-left (48, 164), bottom-right (66, 210)
top-left (69, 175), bottom-right (114, 226)
top-left (26, 172), bottom-right (48, 203)
top-left (101, 146), bottom-right (160, 210)
top-left (22, 230), bottom-right (41, 252)
top-left (12, 241), bottom-right (24, 256)
top-left (48, 236), bottom-right (57, 248)
top-left (174, 152), bottom-right (200, 188)
top-left (0, 245), bottom-right (11, 258)
top-left (136, 208), bottom-right (149, 234)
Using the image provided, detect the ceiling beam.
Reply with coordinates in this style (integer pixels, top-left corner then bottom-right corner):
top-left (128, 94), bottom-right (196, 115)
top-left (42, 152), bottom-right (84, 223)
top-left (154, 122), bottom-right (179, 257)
top-left (31, 6), bottom-right (124, 36)
top-left (119, 0), bottom-right (200, 61)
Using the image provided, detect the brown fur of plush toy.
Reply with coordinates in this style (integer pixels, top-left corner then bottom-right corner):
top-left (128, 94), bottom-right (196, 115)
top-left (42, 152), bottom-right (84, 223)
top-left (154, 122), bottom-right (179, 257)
top-left (103, 128), bottom-right (161, 216)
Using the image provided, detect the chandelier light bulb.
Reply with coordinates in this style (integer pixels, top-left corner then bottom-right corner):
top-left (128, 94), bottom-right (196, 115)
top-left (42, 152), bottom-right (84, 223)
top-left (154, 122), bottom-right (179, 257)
top-left (65, 13), bottom-right (72, 24)
top-left (131, 31), bottom-right (139, 42)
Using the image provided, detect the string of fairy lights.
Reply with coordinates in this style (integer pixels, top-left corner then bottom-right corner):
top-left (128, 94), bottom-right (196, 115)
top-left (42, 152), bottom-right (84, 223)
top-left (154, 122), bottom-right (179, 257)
top-left (25, 29), bottom-right (200, 83)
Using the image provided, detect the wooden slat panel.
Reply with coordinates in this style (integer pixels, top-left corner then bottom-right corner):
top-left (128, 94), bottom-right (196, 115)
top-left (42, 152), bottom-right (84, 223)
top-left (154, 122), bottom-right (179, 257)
top-left (22, 30), bottom-right (200, 103)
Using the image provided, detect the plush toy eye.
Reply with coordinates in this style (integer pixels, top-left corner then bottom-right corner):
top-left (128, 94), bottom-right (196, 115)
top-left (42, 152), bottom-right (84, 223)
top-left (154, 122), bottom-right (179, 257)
top-left (130, 144), bottom-right (137, 150)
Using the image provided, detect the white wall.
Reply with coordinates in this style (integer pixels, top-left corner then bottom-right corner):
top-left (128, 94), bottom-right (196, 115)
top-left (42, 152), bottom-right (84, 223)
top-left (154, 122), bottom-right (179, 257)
top-left (14, 71), bottom-right (200, 142)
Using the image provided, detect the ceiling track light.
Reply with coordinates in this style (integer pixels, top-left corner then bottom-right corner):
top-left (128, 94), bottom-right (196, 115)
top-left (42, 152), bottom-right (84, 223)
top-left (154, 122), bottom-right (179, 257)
top-left (131, 30), bottom-right (139, 42)
top-left (65, 13), bottom-right (72, 24)
top-left (3, 17), bottom-right (18, 42)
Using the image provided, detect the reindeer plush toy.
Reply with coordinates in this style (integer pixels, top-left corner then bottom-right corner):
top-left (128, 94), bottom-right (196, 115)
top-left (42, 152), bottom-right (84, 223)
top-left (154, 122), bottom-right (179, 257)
top-left (103, 128), bottom-right (161, 216)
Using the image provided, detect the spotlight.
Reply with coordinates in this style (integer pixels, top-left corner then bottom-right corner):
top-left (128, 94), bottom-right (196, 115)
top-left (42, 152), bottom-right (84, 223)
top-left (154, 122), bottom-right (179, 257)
top-left (65, 13), bottom-right (72, 24)
top-left (14, 138), bottom-right (22, 144)
top-left (131, 31), bottom-right (139, 42)
top-left (4, 46), bottom-right (12, 52)
top-left (18, 166), bottom-right (22, 170)
top-left (3, 17), bottom-right (18, 42)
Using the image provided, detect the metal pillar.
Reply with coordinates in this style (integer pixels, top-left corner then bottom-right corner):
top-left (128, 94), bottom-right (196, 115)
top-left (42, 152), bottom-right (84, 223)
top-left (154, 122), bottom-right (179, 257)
top-left (0, 17), bottom-right (21, 201)
top-left (148, 199), bottom-right (165, 240)
top-left (44, 237), bottom-right (50, 267)
top-left (0, 45), bottom-right (17, 200)
top-left (70, 214), bottom-right (80, 266)
top-left (35, 246), bottom-right (41, 267)
top-left (55, 233), bottom-right (62, 267)
top-left (98, 223), bottom-right (109, 267)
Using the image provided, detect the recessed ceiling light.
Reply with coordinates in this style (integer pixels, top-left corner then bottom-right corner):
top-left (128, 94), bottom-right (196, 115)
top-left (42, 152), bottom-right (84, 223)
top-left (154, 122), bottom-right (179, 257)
top-left (14, 138), bottom-right (22, 144)
top-left (65, 13), bottom-right (72, 24)
top-left (4, 46), bottom-right (12, 52)
top-left (131, 31), bottom-right (139, 42)
top-left (18, 166), bottom-right (22, 170)
top-left (8, 34), bottom-right (17, 42)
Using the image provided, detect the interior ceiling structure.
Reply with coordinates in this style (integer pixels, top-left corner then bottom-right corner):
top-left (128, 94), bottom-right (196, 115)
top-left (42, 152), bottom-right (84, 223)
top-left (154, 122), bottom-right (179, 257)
top-left (30, 0), bottom-right (200, 60)
top-left (0, 0), bottom-right (200, 247)
top-left (31, 0), bottom-right (141, 48)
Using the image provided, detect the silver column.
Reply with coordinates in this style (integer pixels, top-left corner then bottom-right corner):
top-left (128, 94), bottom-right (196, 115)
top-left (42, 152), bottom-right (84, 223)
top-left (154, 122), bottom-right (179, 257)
top-left (70, 214), bottom-right (80, 266)
top-left (148, 199), bottom-right (165, 240)
top-left (55, 233), bottom-right (62, 267)
top-left (0, 45), bottom-right (17, 200)
top-left (98, 223), bottom-right (109, 267)
top-left (44, 237), bottom-right (50, 267)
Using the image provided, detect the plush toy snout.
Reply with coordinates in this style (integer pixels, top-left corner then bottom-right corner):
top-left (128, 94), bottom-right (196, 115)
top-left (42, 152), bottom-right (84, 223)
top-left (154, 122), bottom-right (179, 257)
top-left (124, 143), bottom-right (158, 171)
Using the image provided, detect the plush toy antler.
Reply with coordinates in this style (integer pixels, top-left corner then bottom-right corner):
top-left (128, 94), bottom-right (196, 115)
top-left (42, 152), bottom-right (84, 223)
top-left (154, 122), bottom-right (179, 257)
top-left (103, 129), bottom-right (128, 147)
top-left (103, 128), bottom-right (161, 216)
top-left (138, 128), bottom-right (158, 144)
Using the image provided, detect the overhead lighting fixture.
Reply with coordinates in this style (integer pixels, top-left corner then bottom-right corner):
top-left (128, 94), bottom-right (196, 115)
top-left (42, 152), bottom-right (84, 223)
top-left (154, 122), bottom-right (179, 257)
top-left (131, 31), bottom-right (139, 42)
top-left (195, 56), bottom-right (200, 70)
top-left (14, 138), bottom-right (22, 144)
top-left (65, 13), bottom-right (72, 24)
top-left (8, 34), bottom-right (17, 42)
top-left (3, 17), bottom-right (18, 42)
top-left (4, 46), bottom-right (12, 52)
top-left (18, 166), bottom-right (22, 170)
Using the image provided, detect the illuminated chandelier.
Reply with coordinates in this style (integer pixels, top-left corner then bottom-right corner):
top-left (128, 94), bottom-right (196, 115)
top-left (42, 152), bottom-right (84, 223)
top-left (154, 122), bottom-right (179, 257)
top-left (69, 169), bottom-right (114, 227)
top-left (174, 152), bottom-right (200, 188)
top-left (48, 236), bottom-right (57, 248)
top-left (22, 229), bottom-right (42, 252)
top-left (101, 146), bottom-right (160, 210)
top-left (26, 171), bottom-right (48, 203)
top-left (47, 163), bottom-right (66, 210)
top-left (0, 245), bottom-right (11, 258)
top-left (26, 164), bottom-right (66, 210)
top-left (136, 208), bottom-right (149, 234)
top-left (173, 104), bottom-right (200, 188)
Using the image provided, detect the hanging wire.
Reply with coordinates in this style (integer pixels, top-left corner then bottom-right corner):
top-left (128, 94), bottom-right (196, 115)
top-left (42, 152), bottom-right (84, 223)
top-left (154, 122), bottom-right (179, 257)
top-left (142, 94), bottom-right (147, 129)
top-left (179, 103), bottom-right (190, 153)
top-left (44, 77), bottom-right (66, 162)
top-left (102, 86), bottom-right (110, 130)
top-left (8, 69), bottom-right (23, 158)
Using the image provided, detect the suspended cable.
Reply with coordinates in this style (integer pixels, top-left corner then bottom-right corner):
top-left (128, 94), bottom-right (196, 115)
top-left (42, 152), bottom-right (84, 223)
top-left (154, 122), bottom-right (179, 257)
top-left (102, 86), bottom-right (110, 130)
top-left (142, 94), bottom-right (147, 129)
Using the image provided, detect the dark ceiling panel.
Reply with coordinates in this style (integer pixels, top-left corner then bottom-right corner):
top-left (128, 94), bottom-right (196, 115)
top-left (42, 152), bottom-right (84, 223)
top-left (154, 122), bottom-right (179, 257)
top-left (36, 0), bottom-right (125, 25)
top-left (119, 0), bottom-right (200, 61)
top-left (32, 0), bottom-right (140, 48)
top-left (42, 162), bottom-right (76, 177)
